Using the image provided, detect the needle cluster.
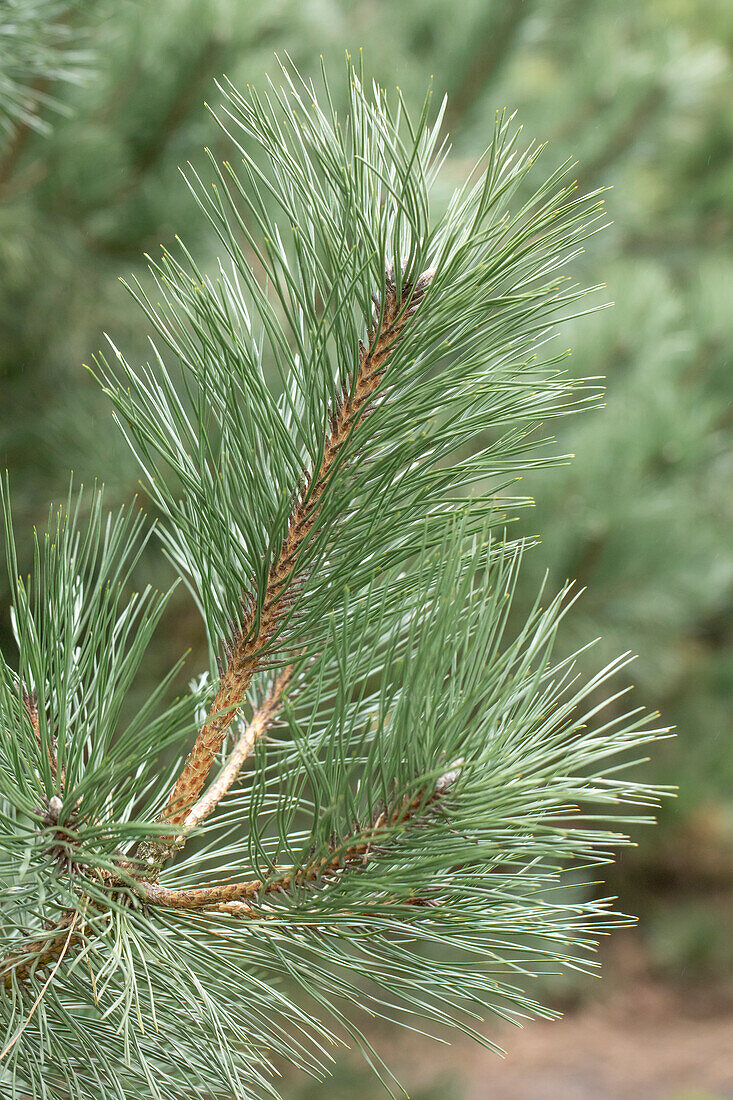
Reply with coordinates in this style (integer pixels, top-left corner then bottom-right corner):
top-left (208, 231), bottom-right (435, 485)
top-left (0, 60), bottom-right (664, 1100)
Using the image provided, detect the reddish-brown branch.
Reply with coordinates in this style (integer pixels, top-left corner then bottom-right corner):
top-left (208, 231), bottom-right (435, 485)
top-left (0, 272), bottom-right (437, 985)
top-left (134, 663), bottom-right (296, 874)
top-left (183, 663), bottom-right (295, 832)
top-left (0, 769), bottom-right (456, 982)
top-left (138, 766), bottom-right (458, 917)
top-left (162, 275), bottom-right (430, 826)
top-left (0, 912), bottom-right (80, 990)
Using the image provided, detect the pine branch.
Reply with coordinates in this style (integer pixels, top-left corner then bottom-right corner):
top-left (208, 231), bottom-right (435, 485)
top-left (183, 662), bottom-right (295, 831)
top-left (0, 911), bottom-right (79, 990)
top-left (0, 62), bottom-right (665, 1100)
top-left (0, 84), bottom-right (40, 197)
top-left (161, 270), bottom-right (432, 828)
top-left (0, 912), bottom-right (79, 1066)
top-left (0, 722), bottom-right (454, 991)
top-left (22, 683), bottom-right (64, 789)
top-left (0, 1), bottom-right (93, 199)
top-left (136, 765), bottom-right (459, 916)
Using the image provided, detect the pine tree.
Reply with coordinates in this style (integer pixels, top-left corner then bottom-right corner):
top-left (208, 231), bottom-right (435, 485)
top-left (0, 61), bottom-right (662, 1099)
top-left (4, 7), bottom-right (730, 926)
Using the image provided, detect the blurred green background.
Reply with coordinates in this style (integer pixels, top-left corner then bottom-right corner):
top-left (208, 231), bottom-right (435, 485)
top-left (2, 1), bottom-right (733, 1095)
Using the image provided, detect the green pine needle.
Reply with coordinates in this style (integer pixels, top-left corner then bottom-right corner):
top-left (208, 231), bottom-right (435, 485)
top-left (0, 59), bottom-right (665, 1100)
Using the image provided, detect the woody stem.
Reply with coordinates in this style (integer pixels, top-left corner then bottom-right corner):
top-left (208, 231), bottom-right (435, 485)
top-left (136, 767), bottom-right (458, 915)
top-left (160, 278), bottom-right (423, 829)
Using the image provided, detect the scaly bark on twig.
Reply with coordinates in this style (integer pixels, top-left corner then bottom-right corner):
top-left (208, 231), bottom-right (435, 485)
top-left (137, 766), bottom-right (459, 917)
top-left (23, 685), bottom-right (64, 789)
top-left (0, 912), bottom-right (80, 990)
top-left (183, 664), bottom-right (295, 832)
top-left (161, 272), bottom-right (431, 827)
top-left (0, 271), bottom-right (435, 983)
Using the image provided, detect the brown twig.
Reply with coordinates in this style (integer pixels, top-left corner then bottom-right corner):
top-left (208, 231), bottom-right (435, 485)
top-left (23, 685), bottom-right (64, 789)
top-left (183, 663), bottom-right (295, 833)
top-left (137, 766), bottom-right (459, 917)
top-left (0, 272), bottom-right (438, 984)
top-left (134, 663), bottom-right (297, 874)
top-left (0, 911), bottom-right (80, 991)
top-left (0, 765), bottom-right (457, 983)
top-left (161, 272), bottom-right (432, 827)
top-left (0, 913), bottom-right (80, 1061)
